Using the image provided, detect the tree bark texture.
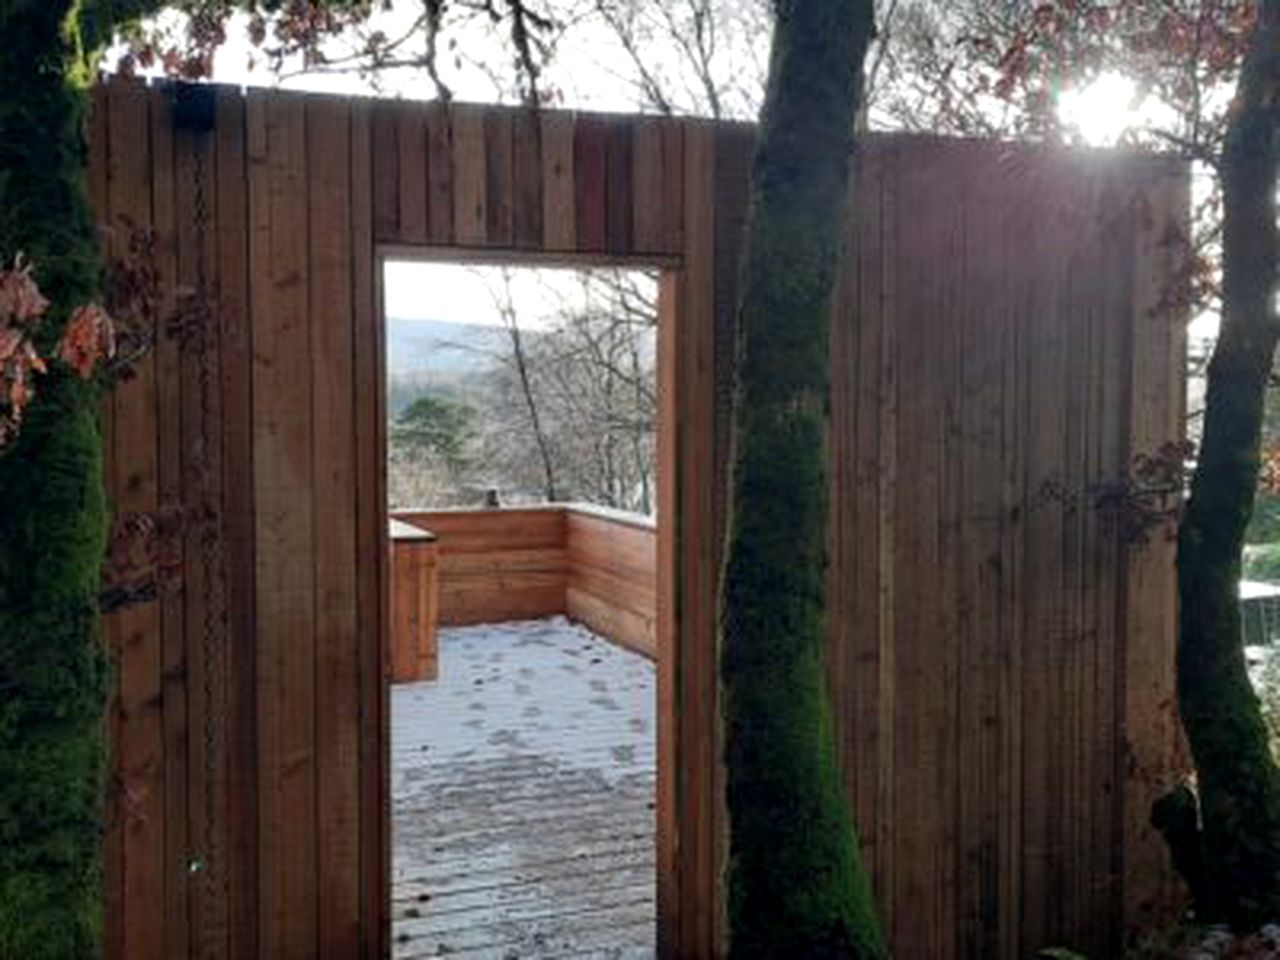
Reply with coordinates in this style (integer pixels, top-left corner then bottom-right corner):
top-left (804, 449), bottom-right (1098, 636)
top-left (0, 0), bottom-right (167, 954)
top-left (1176, 0), bottom-right (1280, 929)
top-left (719, 1), bottom-right (883, 956)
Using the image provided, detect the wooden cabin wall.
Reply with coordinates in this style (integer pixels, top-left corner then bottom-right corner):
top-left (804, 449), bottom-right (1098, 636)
top-left (92, 80), bottom-right (384, 960)
top-left (825, 139), bottom-right (1187, 957)
top-left (90, 76), bottom-right (1185, 960)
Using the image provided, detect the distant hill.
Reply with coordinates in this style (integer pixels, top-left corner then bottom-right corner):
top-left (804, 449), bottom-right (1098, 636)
top-left (385, 317), bottom-right (511, 378)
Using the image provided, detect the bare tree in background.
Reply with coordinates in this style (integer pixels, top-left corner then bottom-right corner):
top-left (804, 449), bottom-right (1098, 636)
top-left (118, 0), bottom-right (588, 104)
top-left (489, 268), bottom-right (562, 501)
top-left (589, 0), bottom-right (905, 119)
top-left (527, 270), bottom-right (657, 511)
top-left (478, 267), bottom-right (658, 512)
top-left (589, 0), bottom-right (770, 117)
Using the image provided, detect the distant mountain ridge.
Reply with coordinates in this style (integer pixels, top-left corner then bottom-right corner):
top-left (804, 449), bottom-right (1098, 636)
top-left (386, 317), bottom-right (513, 377)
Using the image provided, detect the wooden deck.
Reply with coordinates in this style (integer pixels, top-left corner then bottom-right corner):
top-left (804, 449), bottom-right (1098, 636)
top-left (391, 619), bottom-right (656, 959)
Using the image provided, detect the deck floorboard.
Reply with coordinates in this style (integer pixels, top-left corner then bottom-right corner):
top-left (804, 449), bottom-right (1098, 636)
top-left (392, 618), bottom-right (656, 959)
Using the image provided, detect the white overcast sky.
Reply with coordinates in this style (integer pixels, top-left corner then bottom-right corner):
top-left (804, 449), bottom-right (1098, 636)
top-left (382, 261), bottom-right (624, 328)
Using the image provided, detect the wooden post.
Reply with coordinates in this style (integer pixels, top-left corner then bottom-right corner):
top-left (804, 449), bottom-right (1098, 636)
top-left (389, 519), bottom-right (439, 683)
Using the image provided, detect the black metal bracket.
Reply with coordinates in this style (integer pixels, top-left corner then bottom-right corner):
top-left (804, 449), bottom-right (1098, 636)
top-left (168, 82), bottom-right (217, 134)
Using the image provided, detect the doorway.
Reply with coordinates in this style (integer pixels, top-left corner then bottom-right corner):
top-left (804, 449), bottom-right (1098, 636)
top-left (380, 256), bottom-right (666, 957)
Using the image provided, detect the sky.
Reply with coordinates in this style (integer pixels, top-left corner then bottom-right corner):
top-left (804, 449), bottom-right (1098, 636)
top-left (139, 5), bottom-right (661, 110)
top-left (1057, 72), bottom-right (1156, 148)
top-left (383, 261), bottom-right (634, 330)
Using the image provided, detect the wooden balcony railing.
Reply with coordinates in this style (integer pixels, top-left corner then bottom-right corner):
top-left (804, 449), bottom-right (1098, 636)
top-left (389, 505), bottom-right (657, 683)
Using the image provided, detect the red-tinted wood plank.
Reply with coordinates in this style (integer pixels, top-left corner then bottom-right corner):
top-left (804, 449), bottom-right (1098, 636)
top-left (512, 107), bottom-right (543, 249)
top-left (214, 82), bottom-right (260, 960)
top-left (484, 110), bottom-right (513, 247)
top-left (605, 119), bottom-right (634, 255)
top-left (425, 103), bottom-right (454, 245)
top-left (307, 94), bottom-right (362, 959)
top-left (397, 105), bottom-right (427, 245)
top-left (371, 101), bottom-right (398, 243)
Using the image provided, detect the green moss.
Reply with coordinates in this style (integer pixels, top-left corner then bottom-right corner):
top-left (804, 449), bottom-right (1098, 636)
top-left (0, 2), bottom-right (112, 956)
top-left (722, 408), bottom-right (883, 956)
top-left (719, 1), bottom-right (883, 956)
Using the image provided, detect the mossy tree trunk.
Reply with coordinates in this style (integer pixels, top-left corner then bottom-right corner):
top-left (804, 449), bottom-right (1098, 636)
top-left (719, 1), bottom-right (883, 956)
top-left (0, 2), bottom-right (151, 956)
top-left (1175, 0), bottom-right (1280, 929)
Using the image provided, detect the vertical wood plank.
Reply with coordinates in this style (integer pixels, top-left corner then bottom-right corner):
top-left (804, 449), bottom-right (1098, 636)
top-left (632, 117), bottom-right (664, 255)
top-left (307, 95), bottom-right (362, 960)
top-left (107, 78), bottom-right (166, 960)
top-left (934, 143), bottom-right (965, 960)
top-left (888, 142), bottom-right (921, 957)
top-left (1018, 158), bottom-right (1074, 952)
top-left (371, 101), bottom-right (398, 244)
top-left (868, 141), bottom-right (899, 930)
top-left (676, 120), bottom-right (717, 958)
top-left (655, 272), bottom-right (679, 960)
top-left (606, 119), bottom-right (634, 256)
top-left (933, 142), bottom-right (963, 959)
top-left (396, 104), bottom-right (428, 245)
top-left (1090, 170), bottom-right (1134, 953)
top-left (574, 116), bottom-right (608, 253)
top-left (251, 91), bottom-right (317, 959)
top-left (954, 143), bottom-right (1004, 959)
top-left (349, 95), bottom-right (387, 960)
top-left (661, 121), bottom-right (686, 255)
top-left (1075, 168), bottom-right (1121, 951)
top-left (1059, 169), bottom-right (1100, 949)
top-left (151, 85), bottom-right (188, 960)
top-left (1122, 165), bottom-right (1188, 936)
top-left (484, 110), bottom-right (514, 247)
top-left (996, 150), bottom-right (1031, 960)
top-left (889, 143), bottom-right (955, 959)
top-left (425, 103), bottom-right (454, 245)
top-left (541, 111), bottom-right (576, 251)
top-left (244, 90), bottom-right (273, 960)
top-left (175, 106), bottom-right (232, 960)
top-left (512, 107), bottom-right (543, 249)
top-left (213, 83), bottom-right (259, 960)
top-left (452, 105), bottom-right (487, 246)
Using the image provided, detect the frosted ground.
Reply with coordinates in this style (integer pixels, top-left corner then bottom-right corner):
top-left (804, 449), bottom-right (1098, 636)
top-left (392, 618), bottom-right (656, 959)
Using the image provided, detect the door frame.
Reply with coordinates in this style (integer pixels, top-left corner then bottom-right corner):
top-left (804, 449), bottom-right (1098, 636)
top-left (373, 246), bottom-right (688, 954)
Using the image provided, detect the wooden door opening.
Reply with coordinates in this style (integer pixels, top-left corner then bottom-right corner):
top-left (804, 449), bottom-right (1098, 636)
top-left (376, 253), bottom-right (675, 957)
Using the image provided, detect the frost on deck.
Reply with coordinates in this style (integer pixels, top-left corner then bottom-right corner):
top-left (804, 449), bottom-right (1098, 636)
top-left (392, 618), bottom-right (657, 959)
